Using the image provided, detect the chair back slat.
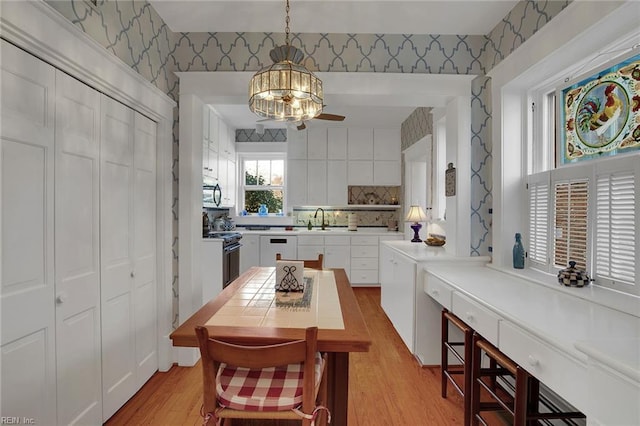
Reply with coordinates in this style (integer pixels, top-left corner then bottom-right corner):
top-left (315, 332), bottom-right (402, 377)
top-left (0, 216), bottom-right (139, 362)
top-left (276, 253), bottom-right (324, 269)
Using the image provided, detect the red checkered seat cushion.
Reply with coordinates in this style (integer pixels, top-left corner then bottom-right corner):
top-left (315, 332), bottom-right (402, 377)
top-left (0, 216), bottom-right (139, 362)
top-left (216, 351), bottom-right (324, 411)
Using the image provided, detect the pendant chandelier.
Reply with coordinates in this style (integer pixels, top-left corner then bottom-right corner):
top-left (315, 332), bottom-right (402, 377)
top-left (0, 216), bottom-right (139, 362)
top-left (248, 0), bottom-right (323, 122)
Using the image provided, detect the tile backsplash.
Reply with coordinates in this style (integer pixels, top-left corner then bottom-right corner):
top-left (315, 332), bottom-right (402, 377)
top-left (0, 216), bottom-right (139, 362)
top-left (348, 186), bottom-right (401, 205)
top-left (293, 207), bottom-right (400, 228)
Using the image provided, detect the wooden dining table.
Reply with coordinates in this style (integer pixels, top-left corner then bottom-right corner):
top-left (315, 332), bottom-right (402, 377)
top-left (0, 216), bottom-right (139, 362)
top-left (169, 266), bottom-right (372, 426)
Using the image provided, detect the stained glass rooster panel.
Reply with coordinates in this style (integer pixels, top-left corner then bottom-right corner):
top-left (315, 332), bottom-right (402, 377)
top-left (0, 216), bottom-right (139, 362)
top-left (559, 52), bottom-right (640, 164)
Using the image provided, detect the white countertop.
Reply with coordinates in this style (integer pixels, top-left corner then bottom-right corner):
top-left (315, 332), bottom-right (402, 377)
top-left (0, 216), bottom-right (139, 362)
top-left (237, 228), bottom-right (404, 236)
top-left (382, 240), bottom-right (492, 263)
top-left (423, 263), bottom-right (640, 382)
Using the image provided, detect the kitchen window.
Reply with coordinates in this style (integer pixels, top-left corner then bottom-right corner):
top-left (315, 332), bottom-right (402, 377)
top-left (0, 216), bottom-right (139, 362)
top-left (240, 155), bottom-right (285, 214)
top-left (527, 88), bottom-right (639, 295)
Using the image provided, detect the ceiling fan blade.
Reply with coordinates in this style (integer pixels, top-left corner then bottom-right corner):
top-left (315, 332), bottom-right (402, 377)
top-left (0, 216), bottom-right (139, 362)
top-left (315, 113), bottom-right (345, 121)
top-left (297, 122), bottom-right (306, 130)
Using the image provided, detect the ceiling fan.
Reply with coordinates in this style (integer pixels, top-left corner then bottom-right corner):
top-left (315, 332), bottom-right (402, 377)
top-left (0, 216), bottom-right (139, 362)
top-left (295, 112), bottom-right (345, 130)
top-left (258, 111), bottom-right (345, 131)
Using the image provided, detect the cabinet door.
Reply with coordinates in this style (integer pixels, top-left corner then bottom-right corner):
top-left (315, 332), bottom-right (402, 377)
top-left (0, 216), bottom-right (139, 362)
top-left (100, 95), bottom-right (137, 420)
top-left (225, 159), bottom-right (236, 207)
top-left (132, 111), bottom-right (158, 388)
top-left (327, 160), bottom-right (348, 205)
top-left (287, 128), bottom-right (307, 159)
top-left (324, 245), bottom-right (350, 277)
top-left (327, 128), bottom-right (347, 160)
top-left (348, 160), bottom-right (374, 185)
top-left (307, 128), bottom-right (327, 159)
top-left (374, 128), bottom-right (400, 160)
top-left (380, 252), bottom-right (416, 352)
top-left (307, 160), bottom-right (327, 205)
top-left (287, 159), bottom-right (308, 206)
top-left (54, 70), bottom-right (102, 426)
top-left (298, 245), bottom-right (324, 261)
top-left (239, 234), bottom-right (260, 274)
top-left (374, 160), bottom-right (401, 185)
top-left (1, 40), bottom-right (57, 424)
top-left (347, 128), bottom-right (373, 160)
top-left (208, 108), bottom-right (219, 153)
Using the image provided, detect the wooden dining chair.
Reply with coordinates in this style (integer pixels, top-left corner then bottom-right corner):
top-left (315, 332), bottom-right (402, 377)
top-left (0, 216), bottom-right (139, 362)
top-left (276, 253), bottom-right (324, 270)
top-left (195, 326), bottom-right (329, 426)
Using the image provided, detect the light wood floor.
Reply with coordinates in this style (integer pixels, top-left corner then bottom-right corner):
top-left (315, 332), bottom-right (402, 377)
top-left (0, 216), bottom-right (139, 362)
top-left (105, 287), bottom-right (466, 425)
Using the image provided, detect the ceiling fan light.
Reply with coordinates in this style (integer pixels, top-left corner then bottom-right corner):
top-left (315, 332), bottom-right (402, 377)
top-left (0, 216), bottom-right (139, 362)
top-left (248, 0), bottom-right (323, 123)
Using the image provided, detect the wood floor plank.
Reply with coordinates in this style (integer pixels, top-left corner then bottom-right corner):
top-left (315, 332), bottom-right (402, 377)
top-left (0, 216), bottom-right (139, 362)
top-left (105, 287), bottom-right (466, 425)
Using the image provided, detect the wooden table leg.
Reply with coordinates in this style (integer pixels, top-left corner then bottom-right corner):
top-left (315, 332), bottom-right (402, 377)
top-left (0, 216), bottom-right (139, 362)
top-left (326, 352), bottom-right (349, 426)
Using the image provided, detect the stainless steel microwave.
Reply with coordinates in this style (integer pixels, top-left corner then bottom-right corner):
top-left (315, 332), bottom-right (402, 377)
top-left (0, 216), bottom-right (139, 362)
top-left (203, 184), bottom-right (222, 208)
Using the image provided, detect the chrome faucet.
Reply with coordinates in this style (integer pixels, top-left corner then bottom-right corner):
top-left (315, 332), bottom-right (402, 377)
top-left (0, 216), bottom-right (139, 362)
top-left (314, 207), bottom-right (327, 230)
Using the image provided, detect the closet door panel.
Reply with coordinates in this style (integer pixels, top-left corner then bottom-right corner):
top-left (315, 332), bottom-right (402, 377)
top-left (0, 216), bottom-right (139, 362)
top-left (0, 39), bottom-right (56, 423)
top-left (54, 70), bottom-right (102, 425)
top-left (133, 112), bottom-right (157, 386)
top-left (100, 96), bottom-right (136, 421)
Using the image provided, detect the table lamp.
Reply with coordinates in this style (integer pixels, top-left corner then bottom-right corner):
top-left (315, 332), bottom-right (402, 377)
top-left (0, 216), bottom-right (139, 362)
top-left (405, 205), bottom-right (429, 242)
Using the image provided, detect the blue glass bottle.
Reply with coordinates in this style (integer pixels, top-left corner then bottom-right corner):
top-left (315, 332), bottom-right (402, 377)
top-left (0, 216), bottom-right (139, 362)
top-left (513, 233), bottom-right (525, 269)
top-left (258, 204), bottom-right (268, 216)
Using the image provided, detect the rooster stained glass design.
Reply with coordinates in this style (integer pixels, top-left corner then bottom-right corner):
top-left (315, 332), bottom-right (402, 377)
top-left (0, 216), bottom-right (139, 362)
top-left (560, 53), bottom-right (640, 164)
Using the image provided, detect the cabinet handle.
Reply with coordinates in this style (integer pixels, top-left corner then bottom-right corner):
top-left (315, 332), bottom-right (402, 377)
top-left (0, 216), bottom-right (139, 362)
top-left (527, 355), bottom-right (539, 367)
top-left (130, 271), bottom-right (135, 278)
top-left (431, 289), bottom-right (439, 297)
top-left (465, 312), bottom-right (474, 322)
top-left (56, 294), bottom-right (67, 304)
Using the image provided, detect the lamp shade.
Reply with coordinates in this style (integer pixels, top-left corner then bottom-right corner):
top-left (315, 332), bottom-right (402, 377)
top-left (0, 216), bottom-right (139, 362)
top-left (404, 205), bottom-right (428, 223)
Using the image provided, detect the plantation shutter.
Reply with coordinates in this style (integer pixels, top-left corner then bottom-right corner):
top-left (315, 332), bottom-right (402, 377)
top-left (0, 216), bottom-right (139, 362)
top-left (528, 172), bottom-right (550, 266)
top-left (595, 171), bottom-right (636, 286)
top-left (553, 179), bottom-right (588, 270)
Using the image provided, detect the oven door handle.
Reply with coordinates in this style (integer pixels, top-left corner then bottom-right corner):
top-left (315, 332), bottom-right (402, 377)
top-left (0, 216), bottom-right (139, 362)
top-left (224, 243), bottom-right (242, 253)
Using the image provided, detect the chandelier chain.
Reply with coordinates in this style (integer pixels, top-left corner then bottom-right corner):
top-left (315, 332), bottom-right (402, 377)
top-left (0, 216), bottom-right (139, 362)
top-left (284, 0), bottom-right (290, 45)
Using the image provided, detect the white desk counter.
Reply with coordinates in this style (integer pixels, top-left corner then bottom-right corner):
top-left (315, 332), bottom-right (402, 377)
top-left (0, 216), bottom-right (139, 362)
top-left (424, 263), bottom-right (640, 426)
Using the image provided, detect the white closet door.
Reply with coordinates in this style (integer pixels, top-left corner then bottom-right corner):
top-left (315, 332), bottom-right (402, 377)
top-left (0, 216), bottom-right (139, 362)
top-left (0, 40), bottom-right (56, 423)
top-left (133, 112), bottom-right (157, 388)
top-left (100, 95), bottom-right (136, 421)
top-left (54, 70), bottom-right (103, 425)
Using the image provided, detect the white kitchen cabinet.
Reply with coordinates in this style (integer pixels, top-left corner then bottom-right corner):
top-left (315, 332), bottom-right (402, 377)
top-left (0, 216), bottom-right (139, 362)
top-left (239, 234), bottom-right (260, 274)
top-left (287, 128), bottom-right (307, 159)
top-left (327, 128), bottom-right (347, 160)
top-left (307, 160), bottom-right (327, 205)
top-left (373, 128), bottom-right (400, 160)
top-left (347, 128), bottom-right (374, 160)
top-left (374, 160), bottom-right (401, 185)
top-left (202, 240), bottom-right (223, 302)
top-left (379, 244), bottom-right (417, 351)
top-left (348, 160), bottom-right (374, 185)
top-left (350, 235), bottom-right (380, 285)
top-left (327, 160), bottom-right (348, 205)
top-left (287, 159), bottom-right (308, 206)
top-left (297, 234), bottom-right (324, 262)
top-left (307, 128), bottom-right (327, 159)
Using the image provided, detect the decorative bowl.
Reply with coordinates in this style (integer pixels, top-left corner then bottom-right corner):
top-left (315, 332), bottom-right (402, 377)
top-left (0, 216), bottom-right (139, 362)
top-left (425, 238), bottom-right (445, 247)
top-left (557, 261), bottom-right (591, 287)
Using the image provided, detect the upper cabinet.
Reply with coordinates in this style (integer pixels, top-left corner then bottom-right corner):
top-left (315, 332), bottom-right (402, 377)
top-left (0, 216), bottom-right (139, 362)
top-left (287, 126), bottom-right (401, 207)
top-left (203, 105), bottom-right (236, 207)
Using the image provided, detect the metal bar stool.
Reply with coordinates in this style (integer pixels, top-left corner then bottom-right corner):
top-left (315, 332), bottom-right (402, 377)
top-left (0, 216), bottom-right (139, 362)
top-left (471, 333), bottom-right (585, 426)
top-left (441, 309), bottom-right (474, 426)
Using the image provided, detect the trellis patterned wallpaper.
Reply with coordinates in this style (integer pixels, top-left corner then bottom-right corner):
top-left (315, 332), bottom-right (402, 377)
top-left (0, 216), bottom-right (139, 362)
top-left (45, 0), bottom-right (572, 328)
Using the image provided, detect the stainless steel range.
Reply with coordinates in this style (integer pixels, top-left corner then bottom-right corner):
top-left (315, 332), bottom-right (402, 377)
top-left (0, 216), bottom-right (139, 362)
top-left (208, 232), bottom-right (242, 288)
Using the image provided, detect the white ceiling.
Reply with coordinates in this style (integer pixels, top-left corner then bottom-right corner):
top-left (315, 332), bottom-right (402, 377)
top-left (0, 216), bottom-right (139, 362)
top-left (152, 0), bottom-right (518, 130)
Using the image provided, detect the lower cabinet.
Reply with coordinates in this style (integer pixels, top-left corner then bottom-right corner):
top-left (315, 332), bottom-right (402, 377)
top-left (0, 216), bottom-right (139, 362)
top-left (379, 245), bottom-right (417, 352)
top-left (202, 240), bottom-right (223, 302)
top-left (239, 234), bottom-right (259, 274)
